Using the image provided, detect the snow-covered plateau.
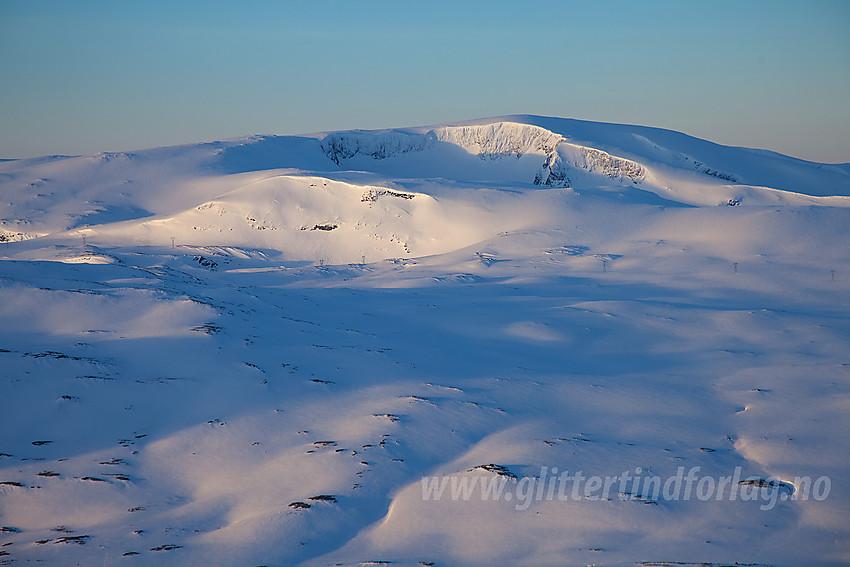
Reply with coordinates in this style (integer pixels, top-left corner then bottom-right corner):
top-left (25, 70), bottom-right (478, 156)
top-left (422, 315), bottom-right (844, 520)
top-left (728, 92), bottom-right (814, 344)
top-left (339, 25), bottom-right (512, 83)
top-left (0, 115), bottom-right (849, 566)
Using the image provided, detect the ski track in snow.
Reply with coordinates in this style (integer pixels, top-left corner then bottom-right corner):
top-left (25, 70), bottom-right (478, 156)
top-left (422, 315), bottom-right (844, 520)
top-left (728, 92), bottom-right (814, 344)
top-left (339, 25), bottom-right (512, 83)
top-left (0, 116), bottom-right (849, 566)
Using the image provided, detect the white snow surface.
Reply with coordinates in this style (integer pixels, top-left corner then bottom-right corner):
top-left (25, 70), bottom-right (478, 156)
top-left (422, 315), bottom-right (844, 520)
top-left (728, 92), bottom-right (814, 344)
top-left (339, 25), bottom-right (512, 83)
top-left (1, 115), bottom-right (849, 566)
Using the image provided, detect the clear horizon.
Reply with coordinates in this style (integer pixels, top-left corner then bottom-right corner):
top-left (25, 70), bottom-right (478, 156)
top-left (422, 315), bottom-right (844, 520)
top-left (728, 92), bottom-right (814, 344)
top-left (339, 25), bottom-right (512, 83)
top-left (2, 0), bottom-right (849, 163)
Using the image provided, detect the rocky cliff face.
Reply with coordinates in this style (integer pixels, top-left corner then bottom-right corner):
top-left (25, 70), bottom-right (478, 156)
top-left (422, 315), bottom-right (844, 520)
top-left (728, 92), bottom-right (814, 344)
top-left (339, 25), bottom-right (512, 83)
top-left (320, 130), bottom-right (429, 165)
top-left (564, 144), bottom-right (645, 182)
top-left (534, 151), bottom-right (571, 187)
top-left (320, 121), bottom-right (645, 188)
top-left (430, 123), bottom-right (564, 159)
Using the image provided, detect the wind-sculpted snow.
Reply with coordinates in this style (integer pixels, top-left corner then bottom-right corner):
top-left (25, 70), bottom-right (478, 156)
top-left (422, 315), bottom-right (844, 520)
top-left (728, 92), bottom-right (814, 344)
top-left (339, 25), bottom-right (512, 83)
top-left (630, 134), bottom-right (738, 182)
top-left (1, 115), bottom-right (850, 567)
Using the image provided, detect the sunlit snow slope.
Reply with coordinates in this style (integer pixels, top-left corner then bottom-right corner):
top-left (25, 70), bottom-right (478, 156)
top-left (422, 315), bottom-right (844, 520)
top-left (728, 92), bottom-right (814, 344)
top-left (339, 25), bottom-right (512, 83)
top-left (1, 116), bottom-right (849, 567)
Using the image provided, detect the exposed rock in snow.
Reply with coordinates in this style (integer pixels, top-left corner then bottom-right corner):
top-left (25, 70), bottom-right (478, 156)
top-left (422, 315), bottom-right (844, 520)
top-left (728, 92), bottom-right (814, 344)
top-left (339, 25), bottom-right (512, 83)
top-left (320, 130), bottom-right (428, 165)
top-left (431, 123), bottom-right (563, 159)
top-left (1, 115), bottom-right (849, 567)
top-left (320, 121), bottom-right (647, 189)
top-left (562, 143), bottom-right (646, 183)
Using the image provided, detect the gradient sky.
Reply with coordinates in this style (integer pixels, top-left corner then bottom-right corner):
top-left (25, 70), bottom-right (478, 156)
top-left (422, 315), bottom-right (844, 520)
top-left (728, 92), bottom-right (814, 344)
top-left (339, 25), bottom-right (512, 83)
top-left (2, 0), bottom-right (848, 162)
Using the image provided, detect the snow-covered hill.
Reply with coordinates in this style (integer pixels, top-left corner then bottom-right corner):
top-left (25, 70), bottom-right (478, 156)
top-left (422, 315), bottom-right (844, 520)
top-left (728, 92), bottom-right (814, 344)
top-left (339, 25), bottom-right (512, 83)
top-left (1, 116), bottom-right (849, 566)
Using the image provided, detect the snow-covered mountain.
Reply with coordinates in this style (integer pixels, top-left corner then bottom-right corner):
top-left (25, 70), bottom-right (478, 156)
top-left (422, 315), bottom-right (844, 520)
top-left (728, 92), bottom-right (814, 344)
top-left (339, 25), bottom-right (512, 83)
top-left (1, 116), bottom-right (849, 566)
top-left (2, 116), bottom-right (848, 253)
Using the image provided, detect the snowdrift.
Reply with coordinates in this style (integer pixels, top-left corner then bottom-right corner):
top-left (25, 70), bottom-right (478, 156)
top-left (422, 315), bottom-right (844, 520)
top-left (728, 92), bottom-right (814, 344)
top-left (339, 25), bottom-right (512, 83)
top-left (1, 116), bottom-right (849, 567)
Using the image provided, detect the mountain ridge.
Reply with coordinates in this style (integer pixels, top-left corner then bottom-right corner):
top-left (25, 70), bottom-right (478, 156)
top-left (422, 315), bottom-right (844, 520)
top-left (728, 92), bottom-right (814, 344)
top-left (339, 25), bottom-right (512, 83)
top-left (1, 115), bottom-right (848, 260)
top-left (1, 115), bottom-right (849, 566)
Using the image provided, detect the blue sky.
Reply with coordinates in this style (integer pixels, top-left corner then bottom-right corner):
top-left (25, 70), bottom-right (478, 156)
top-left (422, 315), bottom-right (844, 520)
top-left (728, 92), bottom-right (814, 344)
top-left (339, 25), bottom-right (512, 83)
top-left (2, 0), bottom-right (848, 162)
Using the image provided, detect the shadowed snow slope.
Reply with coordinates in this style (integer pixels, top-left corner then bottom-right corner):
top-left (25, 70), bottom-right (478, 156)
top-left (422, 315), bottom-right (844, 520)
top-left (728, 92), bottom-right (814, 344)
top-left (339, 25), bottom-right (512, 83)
top-left (1, 116), bottom-right (849, 567)
top-left (1, 115), bottom-right (847, 254)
